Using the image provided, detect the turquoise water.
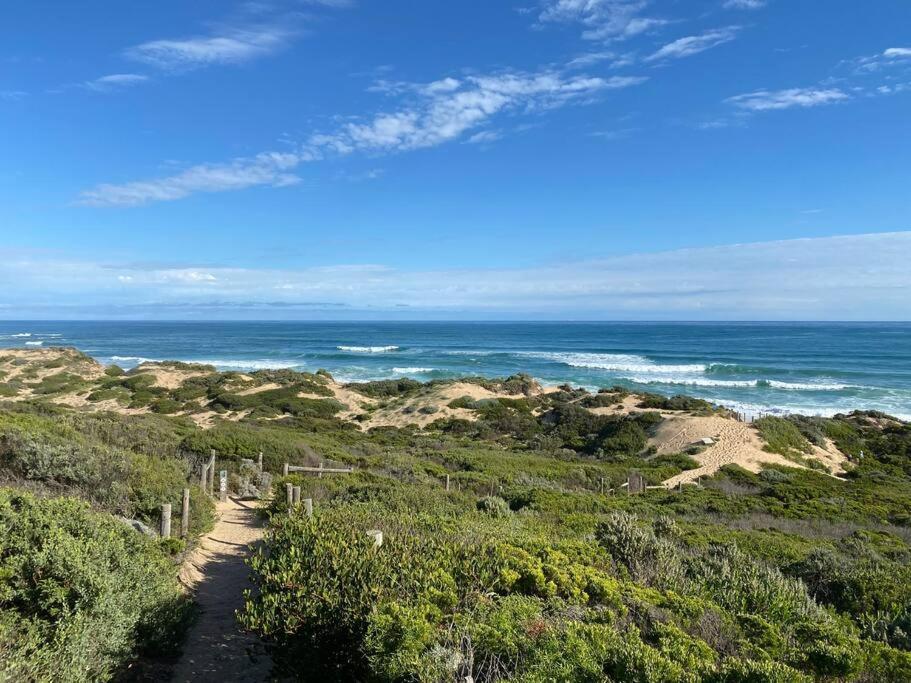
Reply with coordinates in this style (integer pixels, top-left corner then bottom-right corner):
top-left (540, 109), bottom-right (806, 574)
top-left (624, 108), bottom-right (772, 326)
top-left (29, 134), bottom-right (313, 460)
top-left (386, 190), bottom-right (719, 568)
top-left (1, 321), bottom-right (909, 419)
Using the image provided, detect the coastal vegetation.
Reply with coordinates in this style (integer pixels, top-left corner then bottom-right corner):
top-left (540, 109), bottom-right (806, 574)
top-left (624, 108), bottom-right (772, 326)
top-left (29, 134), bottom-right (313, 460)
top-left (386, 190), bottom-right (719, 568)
top-left (0, 348), bottom-right (909, 681)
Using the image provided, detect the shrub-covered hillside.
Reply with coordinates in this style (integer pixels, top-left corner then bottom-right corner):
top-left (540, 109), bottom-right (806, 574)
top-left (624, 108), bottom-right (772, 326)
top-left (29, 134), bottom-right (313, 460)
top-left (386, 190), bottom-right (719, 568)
top-left (1, 350), bottom-right (910, 681)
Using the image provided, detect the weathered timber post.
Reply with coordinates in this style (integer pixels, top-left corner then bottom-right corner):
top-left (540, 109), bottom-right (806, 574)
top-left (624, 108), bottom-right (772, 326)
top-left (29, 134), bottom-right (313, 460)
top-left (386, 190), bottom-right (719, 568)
top-left (181, 488), bottom-right (190, 538)
top-left (677, 481), bottom-right (684, 493)
top-left (257, 451), bottom-right (263, 472)
top-left (367, 529), bottom-right (383, 547)
top-left (207, 451), bottom-right (216, 497)
top-left (200, 463), bottom-right (208, 490)
top-left (219, 469), bottom-right (227, 503)
top-left (317, 462), bottom-right (324, 479)
top-left (282, 462), bottom-right (289, 477)
top-left (303, 498), bottom-right (313, 517)
top-left (285, 483), bottom-right (293, 508)
top-left (292, 486), bottom-right (301, 506)
top-left (160, 503), bottom-right (171, 538)
top-left (445, 474), bottom-right (450, 492)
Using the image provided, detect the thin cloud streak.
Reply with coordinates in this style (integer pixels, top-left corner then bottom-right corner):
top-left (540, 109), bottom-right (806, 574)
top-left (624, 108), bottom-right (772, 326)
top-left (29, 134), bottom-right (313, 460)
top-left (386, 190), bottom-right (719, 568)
top-left (646, 27), bottom-right (740, 62)
top-left (125, 25), bottom-right (295, 71)
top-left (726, 87), bottom-right (849, 111)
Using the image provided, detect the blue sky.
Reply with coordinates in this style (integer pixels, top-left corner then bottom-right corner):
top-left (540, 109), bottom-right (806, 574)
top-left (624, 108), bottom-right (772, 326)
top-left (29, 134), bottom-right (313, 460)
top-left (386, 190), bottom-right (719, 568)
top-left (1, 0), bottom-right (909, 319)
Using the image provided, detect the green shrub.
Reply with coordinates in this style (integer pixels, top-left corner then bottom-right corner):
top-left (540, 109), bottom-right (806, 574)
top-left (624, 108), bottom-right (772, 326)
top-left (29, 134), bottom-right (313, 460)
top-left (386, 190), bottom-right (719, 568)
top-left (0, 489), bottom-right (189, 681)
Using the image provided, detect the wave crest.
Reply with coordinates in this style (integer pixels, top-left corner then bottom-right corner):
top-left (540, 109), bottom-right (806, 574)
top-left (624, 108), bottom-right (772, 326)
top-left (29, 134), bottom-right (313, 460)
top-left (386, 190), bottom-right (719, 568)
top-left (337, 345), bottom-right (399, 353)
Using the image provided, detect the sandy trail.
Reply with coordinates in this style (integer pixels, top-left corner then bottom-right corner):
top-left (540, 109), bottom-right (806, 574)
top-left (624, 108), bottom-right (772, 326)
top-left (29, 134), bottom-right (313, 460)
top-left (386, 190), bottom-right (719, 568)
top-left (659, 416), bottom-right (811, 488)
top-left (171, 498), bottom-right (272, 682)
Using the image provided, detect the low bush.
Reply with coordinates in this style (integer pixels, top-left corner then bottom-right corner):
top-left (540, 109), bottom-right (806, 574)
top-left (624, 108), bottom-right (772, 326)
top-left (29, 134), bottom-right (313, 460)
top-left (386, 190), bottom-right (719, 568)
top-left (0, 489), bottom-right (189, 681)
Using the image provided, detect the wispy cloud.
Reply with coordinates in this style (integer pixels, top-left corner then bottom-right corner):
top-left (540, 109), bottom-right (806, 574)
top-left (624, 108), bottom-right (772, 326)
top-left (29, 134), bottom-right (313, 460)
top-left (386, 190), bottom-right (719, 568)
top-left (79, 67), bottom-right (646, 206)
top-left (646, 27), bottom-right (740, 62)
top-left (853, 47), bottom-right (911, 73)
top-left (538, 0), bottom-right (670, 41)
top-left (0, 90), bottom-right (28, 101)
top-left (726, 87), bottom-right (849, 111)
top-left (3, 233), bottom-right (910, 320)
top-left (312, 71), bottom-right (646, 154)
top-left (723, 0), bottom-right (766, 9)
top-left (78, 152), bottom-right (302, 207)
top-left (125, 25), bottom-right (295, 71)
top-left (82, 73), bottom-right (149, 92)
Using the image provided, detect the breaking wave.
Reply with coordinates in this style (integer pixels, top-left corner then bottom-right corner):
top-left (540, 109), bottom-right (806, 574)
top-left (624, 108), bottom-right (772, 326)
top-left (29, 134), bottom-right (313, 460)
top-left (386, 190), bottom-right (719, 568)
top-left (337, 345), bottom-right (400, 353)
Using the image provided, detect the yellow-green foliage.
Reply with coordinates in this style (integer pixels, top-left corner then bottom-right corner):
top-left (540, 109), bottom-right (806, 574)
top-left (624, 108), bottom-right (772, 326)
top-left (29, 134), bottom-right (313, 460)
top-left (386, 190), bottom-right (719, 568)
top-left (0, 489), bottom-right (189, 681)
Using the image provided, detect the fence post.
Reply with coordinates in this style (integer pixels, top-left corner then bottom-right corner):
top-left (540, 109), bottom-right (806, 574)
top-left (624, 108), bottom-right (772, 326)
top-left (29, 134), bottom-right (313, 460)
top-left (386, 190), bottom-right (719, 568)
top-left (160, 503), bottom-right (171, 539)
top-left (318, 462), bottom-right (324, 479)
top-left (258, 451), bottom-right (263, 472)
top-left (445, 474), bottom-right (450, 492)
top-left (283, 462), bottom-right (289, 477)
top-left (303, 498), bottom-right (313, 517)
top-left (285, 483), bottom-right (293, 507)
top-left (207, 451), bottom-right (216, 497)
top-left (181, 488), bottom-right (190, 538)
top-left (292, 486), bottom-right (301, 506)
top-left (219, 469), bottom-right (227, 503)
top-left (200, 463), bottom-right (208, 490)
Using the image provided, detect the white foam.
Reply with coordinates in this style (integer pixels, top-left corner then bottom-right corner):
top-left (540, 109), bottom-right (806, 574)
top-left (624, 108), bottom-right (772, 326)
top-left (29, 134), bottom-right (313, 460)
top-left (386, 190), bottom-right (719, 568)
top-left (522, 351), bottom-right (707, 373)
top-left (392, 367), bottom-right (434, 374)
top-left (623, 376), bottom-right (857, 391)
top-left (10, 333), bottom-right (31, 337)
top-left (337, 345), bottom-right (400, 353)
top-left (108, 355), bottom-right (302, 371)
top-left (764, 380), bottom-right (855, 391)
top-left (24, 341), bottom-right (43, 346)
top-left (625, 376), bottom-right (758, 388)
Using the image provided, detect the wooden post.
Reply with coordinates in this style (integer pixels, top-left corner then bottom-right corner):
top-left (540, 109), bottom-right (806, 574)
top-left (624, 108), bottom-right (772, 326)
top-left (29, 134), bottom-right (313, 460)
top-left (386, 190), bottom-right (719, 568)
top-left (181, 488), bottom-right (190, 538)
top-left (367, 529), bottom-right (383, 547)
top-left (257, 451), bottom-right (263, 472)
top-left (317, 462), bottom-right (324, 479)
top-left (207, 451), bottom-right (216, 497)
top-left (200, 463), bottom-right (208, 490)
top-left (160, 503), bottom-right (171, 539)
top-left (219, 469), bottom-right (227, 503)
top-left (292, 486), bottom-right (301, 506)
top-left (445, 474), bottom-right (450, 492)
top-left (283, 462), bottom-right (289, 477)
top-left (285, 483), bottom-right (293, 507)
top-left (303, 498), bottom-right (313, 517)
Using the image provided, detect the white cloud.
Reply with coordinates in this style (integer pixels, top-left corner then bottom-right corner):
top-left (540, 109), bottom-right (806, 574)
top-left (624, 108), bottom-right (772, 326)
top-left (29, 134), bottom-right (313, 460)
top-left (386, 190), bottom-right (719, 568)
top-left (125, 26), bottom-right (293, 70)
top-left (726, 87), bottom-right (849, 111)
top-left (884, 47), bottom-right (911, 59)
top-left (82, 73), bottom-right (149, 92)
top-left (723, 0), bottom-right (766, 9)
top-left (646, 27), bottom-right (740, 62)
top-left (311, 71), bottom-right (646, 154)
top-left (78, 152), bottom-right (302, 207)
top-left (0, 90), bottom-right (27, 101)
top-left (80, 67), bottom-right (646, 205)
top-left (538, 0), bottom-right (670, 41)
top-left (4, 233), bottom-right (910, 319)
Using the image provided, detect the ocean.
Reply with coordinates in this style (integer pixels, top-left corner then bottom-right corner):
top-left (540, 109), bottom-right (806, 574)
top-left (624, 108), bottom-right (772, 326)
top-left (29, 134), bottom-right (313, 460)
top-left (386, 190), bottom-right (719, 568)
top-left (1, 321), bottom-right (909, 420)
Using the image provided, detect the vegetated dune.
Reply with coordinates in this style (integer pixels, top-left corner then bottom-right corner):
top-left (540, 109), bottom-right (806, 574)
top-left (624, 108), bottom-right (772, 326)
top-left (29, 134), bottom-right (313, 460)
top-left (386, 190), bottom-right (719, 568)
top-left (0, 347), bottom-right (848, 478)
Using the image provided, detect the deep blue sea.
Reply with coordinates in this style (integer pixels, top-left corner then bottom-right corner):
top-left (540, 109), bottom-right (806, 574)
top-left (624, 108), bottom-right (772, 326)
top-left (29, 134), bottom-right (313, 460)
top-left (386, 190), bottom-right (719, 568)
top-left (1, 321), bottom-right (909, 420)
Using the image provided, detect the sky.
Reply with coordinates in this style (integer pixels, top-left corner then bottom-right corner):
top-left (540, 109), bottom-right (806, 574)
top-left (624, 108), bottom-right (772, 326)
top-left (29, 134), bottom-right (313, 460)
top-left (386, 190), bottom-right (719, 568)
top-left (1, 0), bottom-right (909, 320)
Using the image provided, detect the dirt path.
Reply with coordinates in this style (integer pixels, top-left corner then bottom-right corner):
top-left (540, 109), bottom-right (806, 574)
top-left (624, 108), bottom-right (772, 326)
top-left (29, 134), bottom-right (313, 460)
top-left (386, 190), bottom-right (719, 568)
top-left (171, 497), bottom-right (272, 682)
top-left (659, 416), bottom-right (809, 488)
